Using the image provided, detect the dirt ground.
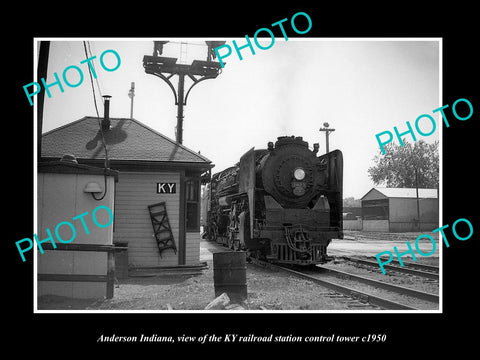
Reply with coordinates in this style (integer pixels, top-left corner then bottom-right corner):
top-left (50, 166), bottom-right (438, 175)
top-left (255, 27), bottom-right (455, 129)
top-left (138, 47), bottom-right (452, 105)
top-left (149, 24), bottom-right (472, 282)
top-left (37, 233), bottom-right (440, 311)
top-left (38, 257), bottom-right (348, 311)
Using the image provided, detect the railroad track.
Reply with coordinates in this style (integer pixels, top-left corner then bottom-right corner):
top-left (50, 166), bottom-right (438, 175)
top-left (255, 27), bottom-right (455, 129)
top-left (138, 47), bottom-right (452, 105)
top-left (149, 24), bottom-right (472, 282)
top-left (249, 259), bottom-right (439, 310)
top-left (336, 256), bottom-right (439, 280)
top-left (249, 258), bottom-right (381, 310)
top-left (313, 265), bottom-right (439, 304)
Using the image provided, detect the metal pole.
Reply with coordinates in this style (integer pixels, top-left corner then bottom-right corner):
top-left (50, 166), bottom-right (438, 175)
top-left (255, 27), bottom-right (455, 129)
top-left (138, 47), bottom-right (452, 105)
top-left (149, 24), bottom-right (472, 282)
top-left (325, 131), bottom-right (330, 153)
top-left (37, 41), bottom-right (50, 163)
top-left (129, 82), bottom-right (135, 119)
top-left (176, 74), bottom-right (185, 144)
top-left (130, 96), bottom-right (134, 119)
top-left (143, 42), bottom-right (223, 145)
top-left (415, 167), bottom-right (421, 231)
top-left (319, 124), bottom-right (335, 154)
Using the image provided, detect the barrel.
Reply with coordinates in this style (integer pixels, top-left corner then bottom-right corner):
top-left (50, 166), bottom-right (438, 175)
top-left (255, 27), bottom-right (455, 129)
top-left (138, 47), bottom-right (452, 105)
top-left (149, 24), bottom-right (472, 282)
top-left (213, 251), bottom-right (247, 302)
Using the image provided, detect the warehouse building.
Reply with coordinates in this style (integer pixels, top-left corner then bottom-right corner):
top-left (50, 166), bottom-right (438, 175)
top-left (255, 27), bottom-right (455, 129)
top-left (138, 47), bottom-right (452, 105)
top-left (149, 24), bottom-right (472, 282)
top-left (41, 106), bottom-right (213, 271)
top-left (361, 187), bottom-right (439, 232)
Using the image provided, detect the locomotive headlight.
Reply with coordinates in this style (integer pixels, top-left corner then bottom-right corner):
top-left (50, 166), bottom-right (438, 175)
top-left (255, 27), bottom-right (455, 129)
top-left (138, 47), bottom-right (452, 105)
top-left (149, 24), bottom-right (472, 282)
top-left (293, 168), bottom-right (306, 181)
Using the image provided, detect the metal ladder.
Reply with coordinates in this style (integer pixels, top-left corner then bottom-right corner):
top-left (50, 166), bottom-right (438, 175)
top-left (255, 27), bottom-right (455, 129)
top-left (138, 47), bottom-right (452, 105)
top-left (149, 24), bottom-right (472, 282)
top-left (148, 202), bottom-right (177, 257)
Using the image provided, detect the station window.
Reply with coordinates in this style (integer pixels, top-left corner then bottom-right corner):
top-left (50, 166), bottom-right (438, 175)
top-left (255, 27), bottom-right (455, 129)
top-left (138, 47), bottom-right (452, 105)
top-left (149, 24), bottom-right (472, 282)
top-left (185, 177), bottom-right (200, 231)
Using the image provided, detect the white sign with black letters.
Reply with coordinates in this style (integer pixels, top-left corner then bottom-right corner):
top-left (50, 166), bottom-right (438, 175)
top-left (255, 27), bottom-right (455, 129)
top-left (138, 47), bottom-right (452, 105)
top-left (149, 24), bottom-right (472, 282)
top-left (157, 183), bottom-right (176, 194)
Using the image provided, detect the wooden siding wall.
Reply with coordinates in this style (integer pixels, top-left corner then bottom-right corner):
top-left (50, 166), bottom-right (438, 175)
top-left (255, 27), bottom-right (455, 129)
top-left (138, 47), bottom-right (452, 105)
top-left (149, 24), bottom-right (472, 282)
top-left (114, 172), bottom-right (180, 267)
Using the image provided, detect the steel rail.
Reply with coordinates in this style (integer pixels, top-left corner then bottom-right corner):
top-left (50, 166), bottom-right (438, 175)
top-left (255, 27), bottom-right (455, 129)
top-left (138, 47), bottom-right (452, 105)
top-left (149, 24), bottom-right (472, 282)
top-left (316, 265), bottom-right (439, 303)
top-left (389, 259), bottom-right (439, 273)
top-left (255, 261), bottom-right (419, 310)
top-left (340, 256), bottom-right (439, 280)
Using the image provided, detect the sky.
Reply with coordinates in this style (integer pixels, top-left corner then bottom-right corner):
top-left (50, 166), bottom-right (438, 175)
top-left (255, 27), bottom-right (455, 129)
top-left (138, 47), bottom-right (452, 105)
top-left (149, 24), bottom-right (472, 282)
top-left (38, 38), bottom-right (441, 199)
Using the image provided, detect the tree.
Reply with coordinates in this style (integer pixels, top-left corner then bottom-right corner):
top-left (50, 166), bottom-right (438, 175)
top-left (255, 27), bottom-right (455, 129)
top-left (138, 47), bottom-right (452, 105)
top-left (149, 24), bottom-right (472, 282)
top-left (368, 140), bottom-right (439, 188)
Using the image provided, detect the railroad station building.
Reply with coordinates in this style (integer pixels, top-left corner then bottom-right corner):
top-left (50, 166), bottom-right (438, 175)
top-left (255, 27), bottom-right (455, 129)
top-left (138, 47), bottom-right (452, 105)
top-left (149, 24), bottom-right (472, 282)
top-left (41, 111), bottom-right (213, 274)
top-left (361, 187), bottom-right (439, 232)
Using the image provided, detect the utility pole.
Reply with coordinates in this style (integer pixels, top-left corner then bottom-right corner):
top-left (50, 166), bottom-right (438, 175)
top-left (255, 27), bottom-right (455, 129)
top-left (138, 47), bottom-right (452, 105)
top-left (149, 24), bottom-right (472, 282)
top-left (319, 122), bottom-right (335, 153)
top-left (143, 41), bottom-right (224, 144)
top-left (37, 41), bottom-right (50, 163)
top-left (415, 167), bottom-right (421, 231)
top-left (413, 148), bottom-right (421, 231)
top-left (128, 82), bottom-right (135, 119)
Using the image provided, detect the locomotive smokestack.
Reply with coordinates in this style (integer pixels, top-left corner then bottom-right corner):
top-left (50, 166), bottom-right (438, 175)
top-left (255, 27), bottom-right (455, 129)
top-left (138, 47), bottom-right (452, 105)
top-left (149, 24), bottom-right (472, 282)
top-left (102, 95), bottom-right (112, 131)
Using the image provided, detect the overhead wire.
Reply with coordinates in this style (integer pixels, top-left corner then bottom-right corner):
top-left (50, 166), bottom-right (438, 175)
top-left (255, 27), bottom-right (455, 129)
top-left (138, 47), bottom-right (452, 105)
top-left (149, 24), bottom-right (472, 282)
top-left (86, 41), bottom-right (104, 99)
top-left (83, 40), bottom-right (110, 201)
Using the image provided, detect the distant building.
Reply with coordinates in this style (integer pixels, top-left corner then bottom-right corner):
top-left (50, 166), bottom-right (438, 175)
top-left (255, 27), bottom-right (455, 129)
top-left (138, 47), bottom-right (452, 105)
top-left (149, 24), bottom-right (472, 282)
top-left (361, 187), bottom-right (439, 232)
top-left (343, 206), bottom-right (362, 218)
top-left (42, 114), bottom-right (213, 270)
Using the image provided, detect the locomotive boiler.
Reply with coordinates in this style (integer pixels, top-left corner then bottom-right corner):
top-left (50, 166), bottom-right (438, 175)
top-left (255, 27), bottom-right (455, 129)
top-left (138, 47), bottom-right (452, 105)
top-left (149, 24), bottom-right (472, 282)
top-left (202, 136), bottom-right (343, 265)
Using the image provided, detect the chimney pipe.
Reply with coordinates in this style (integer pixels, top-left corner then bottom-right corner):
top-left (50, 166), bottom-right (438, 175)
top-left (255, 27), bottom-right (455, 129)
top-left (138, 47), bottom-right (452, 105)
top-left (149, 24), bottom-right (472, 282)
top-left (102, 95), bottom-right (112, 131)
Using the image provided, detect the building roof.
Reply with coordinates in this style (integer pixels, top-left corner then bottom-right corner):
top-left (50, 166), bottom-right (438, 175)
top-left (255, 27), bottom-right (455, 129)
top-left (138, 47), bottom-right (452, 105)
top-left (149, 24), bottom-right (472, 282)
top-left (361, 187), bottom-right (438, 200)
top-left (41, 117), bottom-right (212, 169)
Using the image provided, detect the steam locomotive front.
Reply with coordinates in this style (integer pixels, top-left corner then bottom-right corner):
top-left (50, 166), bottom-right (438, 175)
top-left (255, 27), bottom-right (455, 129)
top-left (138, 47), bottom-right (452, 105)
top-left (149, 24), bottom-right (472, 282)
top-left (205, 135), bottom-right (342, 265)
top-left (258, 136), bottom-right (327, 209)
top-left (254, 136), bottom-right (341, 265)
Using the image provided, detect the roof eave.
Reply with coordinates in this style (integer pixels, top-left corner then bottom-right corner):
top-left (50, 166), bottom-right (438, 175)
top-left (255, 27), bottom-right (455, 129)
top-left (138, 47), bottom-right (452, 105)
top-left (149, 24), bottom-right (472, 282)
top-left (41, 157), bottom-right (215, 173)
top-left (38, 160), bottom-right (119, 181)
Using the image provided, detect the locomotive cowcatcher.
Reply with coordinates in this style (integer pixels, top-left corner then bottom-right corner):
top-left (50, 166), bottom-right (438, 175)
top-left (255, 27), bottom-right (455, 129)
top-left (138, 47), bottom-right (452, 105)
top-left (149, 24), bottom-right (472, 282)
top-left (201, 136), bottom-right (343, 265)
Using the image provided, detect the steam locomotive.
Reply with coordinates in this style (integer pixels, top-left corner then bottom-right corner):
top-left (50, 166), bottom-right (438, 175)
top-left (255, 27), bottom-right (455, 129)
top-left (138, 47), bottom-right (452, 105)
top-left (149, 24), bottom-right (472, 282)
top-left (201, 136), bottom-right (343, 265)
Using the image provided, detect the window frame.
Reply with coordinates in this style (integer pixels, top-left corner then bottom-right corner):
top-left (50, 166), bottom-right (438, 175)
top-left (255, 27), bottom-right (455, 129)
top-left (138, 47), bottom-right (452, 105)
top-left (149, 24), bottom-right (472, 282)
top-left (185, 177), bottom-right (200, 232)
